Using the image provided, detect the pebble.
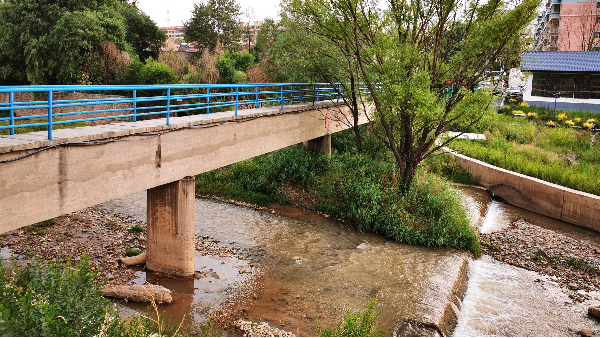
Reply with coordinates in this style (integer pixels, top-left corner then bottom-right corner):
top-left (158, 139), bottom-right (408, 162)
top-left (578, 329), bottom-right (593, 337)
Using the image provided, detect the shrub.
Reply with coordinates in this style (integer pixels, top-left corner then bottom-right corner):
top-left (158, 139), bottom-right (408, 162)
top-left (0, 254), bottom-right (152, 336)
top-left (583, 122), bottom-right (592, 130)
top-left (125, 247), bottom-right (141, 257)
top-left (129, 225), bottom-right (145, 233)
top-left (317, 298), bottom-right (386, 337)
top-left (512, 110), bottom-right (525, 115)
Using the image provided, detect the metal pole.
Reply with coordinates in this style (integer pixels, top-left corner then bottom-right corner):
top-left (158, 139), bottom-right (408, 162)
top-left (206, 88), bottom-right (210, 114)
top-left (166, 88), bottom-right (171, 125)
top-left (47, 91), bottom-right (53, 141)
top-left (317, 85), bottom-right (320, 102)
top-left (255, 86), bottom-right (259, 108)
top-left (9, 92), bottom-right (14, 135)
top-left (133, 90), bottom-right (137, 122)
top-left (235, 86), bottom-right (239, 117)
top-left (312, 85), bottom-right (315, 106)
top-left (290, 85), bottom-right (294, 104)
top-left (280, 85), bottom-right (284, 110)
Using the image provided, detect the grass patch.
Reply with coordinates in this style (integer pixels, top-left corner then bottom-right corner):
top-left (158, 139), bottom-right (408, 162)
top-left (105, 220), bottom-right (121, 231)
top-left (566, 257), bottom-right (600, 274)
top-left (125, 247), bottom-right (141, 257)
top-left (449, 106), bottom-right (600, 196)
top-left (196, 140), bottom-right (481, 256)
top-left (318, 298), bottom-right (386, 337)
top-left (0, 254), bottom-right (162, 336)
top-left (129, 225), bottom-right (145, 233)
top-left (23, 218), bottom-right (55, 235)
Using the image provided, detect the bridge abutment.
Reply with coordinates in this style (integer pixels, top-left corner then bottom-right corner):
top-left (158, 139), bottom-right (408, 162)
top-left (146, 176), bottom-right (196, 276)
top-left (304, 134), bottom-right (331, 156)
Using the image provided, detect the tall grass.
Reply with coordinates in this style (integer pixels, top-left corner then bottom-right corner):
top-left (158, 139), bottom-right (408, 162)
top-left (196, 141), bottom-right (481, 256)
top-left (318, 298), bottom-right (386, 337)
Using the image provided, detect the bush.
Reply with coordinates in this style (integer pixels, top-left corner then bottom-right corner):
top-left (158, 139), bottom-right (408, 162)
top-left (0, 254), bottom-right (153, 336)
top-left (318, 298), bottom-right (386, 337)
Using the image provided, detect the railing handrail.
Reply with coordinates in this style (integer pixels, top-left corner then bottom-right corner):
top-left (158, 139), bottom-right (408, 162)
top-left (0, 82), bottom-right (347, 140)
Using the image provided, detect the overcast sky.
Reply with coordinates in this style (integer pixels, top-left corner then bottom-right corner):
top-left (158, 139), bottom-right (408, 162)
top-left (137, 0), bottom-right (282, 27)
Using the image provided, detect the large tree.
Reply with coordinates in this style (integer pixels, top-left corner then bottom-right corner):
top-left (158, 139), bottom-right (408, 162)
top-left (285, 0), bottom-right (539, 193)
top-left (0, 0), bottom-right (164, 85)
top-left (184, 0), bottom-right (242, 51)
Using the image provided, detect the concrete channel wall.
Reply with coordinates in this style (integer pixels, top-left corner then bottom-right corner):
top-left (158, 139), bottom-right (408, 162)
top-left (447, 149), bottom-right (600, 232)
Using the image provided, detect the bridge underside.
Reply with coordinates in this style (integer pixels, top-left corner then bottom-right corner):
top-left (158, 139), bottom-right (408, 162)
top-left (0, 102), bottom-right (367, 275)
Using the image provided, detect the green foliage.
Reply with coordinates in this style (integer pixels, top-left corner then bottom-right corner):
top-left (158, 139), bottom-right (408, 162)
top-left (122, 4), bottom-right (166, 61)
top-left (251, 18), bottom-right (278, 62)
top-left (197, 144), bottom-right (481, 256)
top-left (449, 111), bottom-right (600, 195)
top-left (125, 247), bottom-right (141, 257)
top-left (215, 51), bottom-right (255, 83)
top-left (0, 254), bottom-right (150, 336)
top-left (23, 219), bottom-right (56, 235)
top-left (424, 152), bottom-right (478, 185)
top-left (119, 57), bottom-right (178, 85)
top-left (184, 0), bottom-right (242, 51)
top-left (318, 298), bottom-right (386, 337)
top-left (129, 225), bottom-right (145, 233)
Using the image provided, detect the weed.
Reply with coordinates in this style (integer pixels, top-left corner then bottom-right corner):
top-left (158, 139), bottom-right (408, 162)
top-left (125, 247), bottom-right (141, 257)
top-left (129, 225), bottom-right (145, 233)
top-left (566, 257), bottom-right (599, 274)
top-left (532, 255), bottom-right (543, 262)
top-left (317, 298), bottom-right (386, 337)
top-left (71, 215), bottom-right (84, 222)
top-left (23, 218), bottom-right (55, 235)
top-left (105, 220), bottom-right (121, 231)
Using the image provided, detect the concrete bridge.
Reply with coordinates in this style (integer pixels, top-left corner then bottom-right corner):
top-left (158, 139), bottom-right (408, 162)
top-left (0, 93), bottom-right (367, 276)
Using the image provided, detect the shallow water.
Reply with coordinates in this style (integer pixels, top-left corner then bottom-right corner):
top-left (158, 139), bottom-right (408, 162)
top-left (94, 186), bottom-right (600, 336)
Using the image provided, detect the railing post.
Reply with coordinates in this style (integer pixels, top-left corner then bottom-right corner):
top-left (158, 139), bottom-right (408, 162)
top-left (337, 84), bottom-right (340, 103)
top-left (317, 85), bottom-right (320, 102)
top-left (9, 92), bottom-right (14, 135)
top-left (280, 85), bottom-right (284, 110)
top-left (206, 88), bottom-right (210, 114)
top-left (47, 91), bottom-right (53, 141)
top-left (166, 88), bottom-right (171, 125)
top-left (290, 85), bottom-right (294, 105)
top-left (312, 85), bottom-right (315, 106)
top-left (255, 86), bottom-right (259, 108)
top-left (133, 90), bottom-right (137, 122)
top-left (235, 86), bottom-right (239, 117)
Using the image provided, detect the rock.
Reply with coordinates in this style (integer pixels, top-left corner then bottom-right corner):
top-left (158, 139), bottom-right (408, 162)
top-left (120, 251), bottom-right (146, 265)
top-left (101, 284), bottom-right (172, 304)
top-left (588, 306), bottom-right (600, 320)
top-left (578, 329), bottom-right (593, 337)
top-left (239, 268), bottom-right (246, 274)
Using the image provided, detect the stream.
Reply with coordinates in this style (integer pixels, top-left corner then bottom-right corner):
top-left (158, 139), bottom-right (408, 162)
top-left (95, 186), bottom-right (600, 336)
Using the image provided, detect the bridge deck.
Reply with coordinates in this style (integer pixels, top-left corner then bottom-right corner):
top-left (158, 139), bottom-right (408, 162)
top-left (0, 101), bottom-right (338, 155)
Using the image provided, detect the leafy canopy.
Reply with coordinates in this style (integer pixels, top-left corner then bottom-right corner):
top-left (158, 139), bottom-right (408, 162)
top-left (184, 0), bottom-right (242, 51)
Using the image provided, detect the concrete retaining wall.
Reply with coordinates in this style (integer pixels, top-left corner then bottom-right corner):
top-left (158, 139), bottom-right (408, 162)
top-left (447, 149), bottom-right (600, 232)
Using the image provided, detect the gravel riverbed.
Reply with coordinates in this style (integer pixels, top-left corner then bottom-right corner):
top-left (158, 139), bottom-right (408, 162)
top-left (481, 219), bottom-right (600, 301)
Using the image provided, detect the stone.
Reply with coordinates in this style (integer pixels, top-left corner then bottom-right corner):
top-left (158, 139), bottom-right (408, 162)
top-left (101, 284), bottom-right (173, 304)
top-left (578, 329), bottom-right (592, 337)
top-left (120, 251), bottom-right (146, 266)
top-left (588, 306), bottom-right (600, 320)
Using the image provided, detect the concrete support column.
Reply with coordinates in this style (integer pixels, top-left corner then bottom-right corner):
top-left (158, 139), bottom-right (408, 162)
top-left (146, 176), bottom-right (195, 276)
top-left (304, 134), bottom-right (331, 156)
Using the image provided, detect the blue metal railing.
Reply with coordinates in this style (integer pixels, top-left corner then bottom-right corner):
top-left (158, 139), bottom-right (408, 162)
top-left (0, 83), bottom-right (343, 140)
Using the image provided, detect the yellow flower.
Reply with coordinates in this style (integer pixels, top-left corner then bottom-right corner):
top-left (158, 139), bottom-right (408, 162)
top-left (547, 121), bottom-right (556, 127)
top-left (583, 122), bottom-right (592, 130)
top-left (557, 113), bottom-right (568, 121)
top-left (527, 112), bottom-right (538, 119)
top-left (574, 117), bottom-right (581, 123)
top-left (587, 118), bottom-right (596, 124)
top-left (519, 102), bottom-right (530, 107)
top-left (509, 98), bottom-right (517, 103)
top-left (565, 120), bottom-right (575, 126)
top-left (512, 110), bottom-right (525, 115)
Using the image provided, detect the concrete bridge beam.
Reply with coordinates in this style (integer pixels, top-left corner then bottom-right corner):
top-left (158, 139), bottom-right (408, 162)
top-left (304, 134), bottom-right (332, 156)
top-left (146, 176), bottom-right (196, 276)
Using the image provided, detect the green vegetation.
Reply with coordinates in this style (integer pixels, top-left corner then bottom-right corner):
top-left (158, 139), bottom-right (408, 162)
top-left (125, 247), bottom-right (141, 257)
top-left (0, 254), bottom-right (161, 336)
top-left (23, 218), bottom-right (56, 235)
top-left (197, 130), bottom-right (481, 256)
top-left (318, 298), bottom-right (386, 337)
top-left (106, 220), bottom-right (121, 231)
top-left (449, 104), bottom-right (600, 195)
top-left (129, 225), bottom-right (145, 233)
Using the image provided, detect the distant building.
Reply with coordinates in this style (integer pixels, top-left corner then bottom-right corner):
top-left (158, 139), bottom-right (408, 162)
top-left (521, 51), bottom-right (600, 104)
top-left (534, 0), bottom-right (600, 51)
top-left (162, 26), bottom-right (186, 40)
top-left (239, 21), bottom-right (262, 51)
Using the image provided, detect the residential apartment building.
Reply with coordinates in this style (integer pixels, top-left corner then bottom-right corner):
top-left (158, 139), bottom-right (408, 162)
top-left (239, 21), bottom-right (262, 51)
top-left (534, 0), bottom-right (600, 51)
top-left (162, 26), bottom-right (186, 40)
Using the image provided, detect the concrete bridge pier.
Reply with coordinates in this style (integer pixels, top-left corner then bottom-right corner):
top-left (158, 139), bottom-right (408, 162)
top-left (304, 134), bottom-right (331, 156)
top-left (146, 176), bottom-right (196, 277)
